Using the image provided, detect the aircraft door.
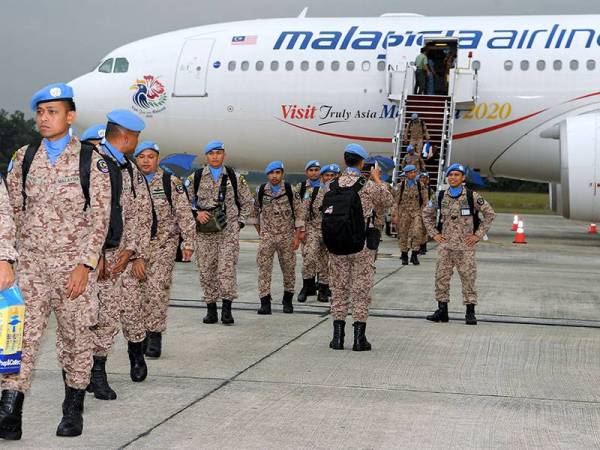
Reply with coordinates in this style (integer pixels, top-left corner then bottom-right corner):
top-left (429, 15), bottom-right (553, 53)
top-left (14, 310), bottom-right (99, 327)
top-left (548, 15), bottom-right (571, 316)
top-left (173, 38), bottom-right (215, 97)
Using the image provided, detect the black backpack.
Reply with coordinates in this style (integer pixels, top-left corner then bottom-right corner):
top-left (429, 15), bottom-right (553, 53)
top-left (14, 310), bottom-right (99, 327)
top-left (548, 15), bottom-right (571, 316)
top-left (321, 178), bottom-right (367, 255)
top-left (436, 189), bottom-right (480, 233)
top-left (192, 165), bottom-right (240, 212)
top-left (257, 182), bottom-right (294, 219)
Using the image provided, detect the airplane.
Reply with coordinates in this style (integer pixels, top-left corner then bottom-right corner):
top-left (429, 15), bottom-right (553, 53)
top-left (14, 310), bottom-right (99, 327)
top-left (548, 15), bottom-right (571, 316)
top-left (68, 11), bottom-right (600, 221)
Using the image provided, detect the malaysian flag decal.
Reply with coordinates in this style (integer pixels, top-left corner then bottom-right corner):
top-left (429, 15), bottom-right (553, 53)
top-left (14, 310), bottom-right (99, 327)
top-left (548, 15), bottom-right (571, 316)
top-left (231, 35), bottom-right (258, 45)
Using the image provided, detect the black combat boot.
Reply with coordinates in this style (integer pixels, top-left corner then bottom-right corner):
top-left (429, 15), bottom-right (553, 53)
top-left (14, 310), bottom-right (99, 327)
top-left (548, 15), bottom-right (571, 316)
top-left (203, 302), bottom-right (218, 324)
top-left (257, 295), bottom-right (272, 315)
top-left (0, 390), bottom-right (24, 440)
top-left (352, 322), bottom-right (372, 352)
top-left (465, 304), bottom-right (477, 325)
top-left (329, 320), bottom-right (345, 350)
top-left (56, 386), bottom-right (85, 437)
top-left (128, 341), bottom-right (148, 382)
top-left (145, 332), bottom-right (162, 358)
top-left (297, 277), bottom-right (316, 303)
top-left (317, 283), bottom-right (330, 303)
top-left (400, 252), bottom-right (409, 265)
top-left (221, 299), bottom-right (234, 325)
top-left (410, 251), bottom-right (420, 265)
top-left (87, 356), bottom-right (117, 400)
top-left (426, 302), bottom-right (449, 322)
top-left (282, 291), bottom-right (294, 314)
top-left (419, 243), bottom-right (428, 255)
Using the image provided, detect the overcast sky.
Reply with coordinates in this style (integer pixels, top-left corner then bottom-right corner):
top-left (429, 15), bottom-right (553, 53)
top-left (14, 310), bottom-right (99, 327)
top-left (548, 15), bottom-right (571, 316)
top-left (1, 0), bottom-right (599, 113)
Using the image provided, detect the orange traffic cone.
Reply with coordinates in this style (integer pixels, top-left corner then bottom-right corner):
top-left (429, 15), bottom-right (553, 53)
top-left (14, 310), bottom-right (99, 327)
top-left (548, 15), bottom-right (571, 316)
top-left (511, 215), bottom-right (519, 231)
top-left (513, 220), bottom-right (527, 244)
top-left (588, 223), bottom-right (597, 234)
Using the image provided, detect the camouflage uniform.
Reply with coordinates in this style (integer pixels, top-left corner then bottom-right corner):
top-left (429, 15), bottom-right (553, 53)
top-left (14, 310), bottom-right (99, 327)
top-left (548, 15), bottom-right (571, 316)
top-left (193, 166), bottom-right (253, 303)
top-left (392, 180), bottom-right (428, 253)
top-left (422, 189), bottom-right (496, 304)
top-left (328, 170), bottom-right (393, 322)
top-left (140, 168), bottom-right (196, 333)
top-left (401, 152), bottom-right (427, 173)
top-left (300, 181), bottom-right (329, 284)
top-left (254, 183), bottom-right (304, 297)
top-left (403, 119), bottom-right (430, 158)
top-left (93, 147), bottom-right (153, 356)
top-left (0, 180), bottom-right (17, 262)
top-left (3, 138), bottom-right (111, 391)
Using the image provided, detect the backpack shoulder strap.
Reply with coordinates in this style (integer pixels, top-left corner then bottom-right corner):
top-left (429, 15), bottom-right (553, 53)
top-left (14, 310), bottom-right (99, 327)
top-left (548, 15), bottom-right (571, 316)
top-left (351, 177), bottom-right (366, 194)
top-left (285, 182), bottom-right (295, 220)
top-left (466, 188), bottom-right (480, 233)
top-left (79, 142), bottom-right (94, 211)
top-left (436, 190), bottom-right (446, 232)
top-left (299, 182), bottom-right (307, 200)
top-left (225, 166), bottom-right (241, 211)
top-left (193, 167), bottom-right (204, 204)
top-left (258, 183), bottom-right (266, 209)
top-left (399, 179), bottom-right (406, 202)
top-left (143, 176), bottom-right (158, 238)
top-left (162, 171), bottom-right (173, 208)
top-left (124, 160), bottom-right (136, 198)
top-left (21, 141), bottom-right (41, 211)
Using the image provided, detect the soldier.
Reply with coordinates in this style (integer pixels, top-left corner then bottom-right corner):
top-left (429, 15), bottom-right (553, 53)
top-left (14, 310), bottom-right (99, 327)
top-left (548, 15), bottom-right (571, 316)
top-left (0, 83), bottom-right (111, 439)
top-left (255, 161), bottom-right (304, 315)
top-left (297, 159), bottom-right (323, 303)
top-left (392, 165), bottom-right (428, 266)
top-left (422, 163), bottom-right (496, 325)
top-left (417, 172), bottom-right (434, 255)
top-left (401, 144), bottom-right (427, 173)
top-left (192, 140), bottom-right (253, 325)
top-left (0, 179), bottom-right (16, 291)
top-left (88, 110), bottom-right (153, 401)
top-left (80, 124), bottom-right (106, 146)
top-left (134, 141), bottom-right (196, 357)
top-left (403, 112), bottom-right (430, 164)
top-left (323, 144), bottom-right (393, 352)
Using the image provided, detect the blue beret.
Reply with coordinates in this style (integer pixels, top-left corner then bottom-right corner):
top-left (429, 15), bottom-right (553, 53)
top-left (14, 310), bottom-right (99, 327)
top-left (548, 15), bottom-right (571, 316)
top-left (30, 83), bottom-right (74, 111)
top-left (330, 163), bottom-right (341, 173)
top-left (344, 143), bottom-right (369, 160)
top-left (304, 160), bottom-right (321, 171)
top-left (265, 160), bottom-right (284, 175)
top-left (204, 140), bottom-right (224, 154)
top-left (411, 113), bottom-right (418, 120)
top-left (134, 140), bottom-right (160, 157)
top-left (404, 164), bottom-right (417, 172)
top-left (446, 163), bottom-right (466, 176)
top-left (80, 124), bottom-right (106, 142)
top-left (106, 109), bottom-right (145, 132)
top-left (320, 164), bottom-right (336, 175)
top-left (406, 144), bottom-right (415, 153)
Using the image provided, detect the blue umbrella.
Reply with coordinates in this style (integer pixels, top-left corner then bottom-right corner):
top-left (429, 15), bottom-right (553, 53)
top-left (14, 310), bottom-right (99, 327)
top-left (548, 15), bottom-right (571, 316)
top-left (160, 153), bottom-right (197, 178)
top-left (466, 167), bottom-right (485, 186)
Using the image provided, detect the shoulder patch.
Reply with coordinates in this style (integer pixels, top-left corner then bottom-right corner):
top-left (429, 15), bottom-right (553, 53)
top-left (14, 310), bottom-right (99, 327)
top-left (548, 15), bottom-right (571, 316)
top-left (7, 159), bottom-right (13, 173)
top-left (137, 173), bottom-right (144, 184)
top-left (477, 197), bottom-right (485, 206)
top-left (239, 175), bottom-right (248, 186)
top-left (96, 159), bottom-right (109, 173)
top-left (427, 200), bottom-right (433, 208)
top-left (295, 191), bottom-right (301, 199)
top-left (175, 184), bottom-right (184, 194)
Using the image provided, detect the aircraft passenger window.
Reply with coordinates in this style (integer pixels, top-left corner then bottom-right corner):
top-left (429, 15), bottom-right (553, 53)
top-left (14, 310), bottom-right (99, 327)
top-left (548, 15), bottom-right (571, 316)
top-left (346, 61), bottom-right (355, 71)
top-left (114, 58), bottom-right (129, 73)
top-left (98, 58), bottom-right (114, 73)
top-left (362, 61), bottom-right (371, 71)
top-left (504, 60), bottom-right (513, 71)
top-left (270, 61), bottom-right (279, 71)
top-left (520, 60), bottom-right (529, 71)
top-left (536, 60), bottom-right (546, 71)
top-left (285, 61), bottom-right (294, 71)
top-left (228, 61), bottom-right (236, 71)
top-left (587, 60), bottom-right (596, 70)
top-left (331, 61), bottom-right (340, 71)
top-left (472, 60), bottom-right (481, 71)
top-left (316, 61), bottom-right (325, 71)
top-left (553, 60), bottom-right (562, 71)
top-left (301, 61), bottom-right (309, 71)
top-left (256, 61), bottom-right (264, 71)
top-left (570, 60), bottom-right (579, 71)
top-left (241, 61), bottom-right (249, 71)
top-left (377, 61), bottom-right (386, 71)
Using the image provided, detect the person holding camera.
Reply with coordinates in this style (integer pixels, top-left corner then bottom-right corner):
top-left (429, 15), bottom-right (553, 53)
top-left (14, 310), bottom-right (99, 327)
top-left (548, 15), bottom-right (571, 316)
top-left (191, 141), bottom-right (253, 325)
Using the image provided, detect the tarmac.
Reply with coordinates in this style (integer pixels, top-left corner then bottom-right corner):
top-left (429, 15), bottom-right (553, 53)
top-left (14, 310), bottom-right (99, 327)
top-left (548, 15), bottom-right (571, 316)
top-left (5, 212), bottom-right (600, 449)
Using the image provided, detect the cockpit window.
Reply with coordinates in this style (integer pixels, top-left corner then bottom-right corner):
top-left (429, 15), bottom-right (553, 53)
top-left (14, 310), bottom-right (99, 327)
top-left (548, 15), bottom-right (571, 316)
top-left (114, 58), bottom-right (129, 73)
top-left (98, 58), bottom-right (114, 73)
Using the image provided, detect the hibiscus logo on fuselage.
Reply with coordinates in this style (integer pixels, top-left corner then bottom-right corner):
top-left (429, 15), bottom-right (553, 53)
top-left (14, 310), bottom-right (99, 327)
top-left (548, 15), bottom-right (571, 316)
top-left (130, 75), bottom-right (167, 116)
